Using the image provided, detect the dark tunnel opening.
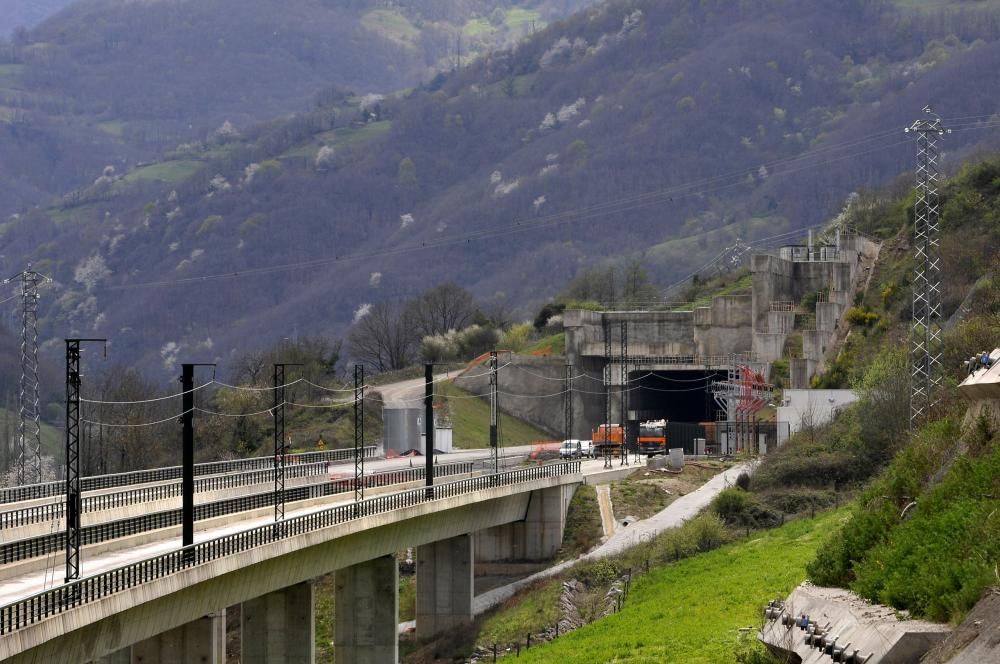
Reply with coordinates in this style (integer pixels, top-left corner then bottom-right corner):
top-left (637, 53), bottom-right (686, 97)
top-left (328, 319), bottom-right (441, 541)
top-left (627, 370), bottom-right (727, 453)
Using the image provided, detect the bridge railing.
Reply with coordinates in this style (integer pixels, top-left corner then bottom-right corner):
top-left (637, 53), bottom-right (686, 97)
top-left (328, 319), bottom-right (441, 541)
top-left (0, 461), bottom-right (476, 565)
top-left (0, 460), bottom-right (579, 635)
top-left (0, 446), bottom-right (378, 505)
top-left (1, 462), bottom-right (331, 529)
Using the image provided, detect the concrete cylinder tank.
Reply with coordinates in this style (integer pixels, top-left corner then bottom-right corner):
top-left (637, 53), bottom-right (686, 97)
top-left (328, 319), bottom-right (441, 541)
top-left (382, 406), bottom-right (422, 455)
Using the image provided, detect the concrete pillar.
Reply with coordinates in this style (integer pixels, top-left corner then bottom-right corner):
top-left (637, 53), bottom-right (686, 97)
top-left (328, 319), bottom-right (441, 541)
top-left (416, 534), bottom-right (473, 637)
top-left (131, 611), bottom-right (225, 664)
top-left (90, 649), bottom-right (131, 664)
top-left (335, 555), bottom-right (398, 664)
top-left (475, 485), bottom-right (574, 562)
top-left (241, 582), bottom-right (314, 664)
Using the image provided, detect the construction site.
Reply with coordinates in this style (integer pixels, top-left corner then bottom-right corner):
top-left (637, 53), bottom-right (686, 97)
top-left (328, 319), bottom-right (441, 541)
top-left (457, 228), bottom-right (880, 456)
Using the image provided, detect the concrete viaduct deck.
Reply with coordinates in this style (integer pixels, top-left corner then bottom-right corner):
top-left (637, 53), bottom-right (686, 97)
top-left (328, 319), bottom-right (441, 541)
top-left (0, 461), bottom-right (582, 664)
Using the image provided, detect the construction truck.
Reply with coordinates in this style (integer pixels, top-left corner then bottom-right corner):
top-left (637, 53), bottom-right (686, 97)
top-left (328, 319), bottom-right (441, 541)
top-left (591, 423), bottom-right (624, 457)
top-left (636, 419), bottom-right (668, 456)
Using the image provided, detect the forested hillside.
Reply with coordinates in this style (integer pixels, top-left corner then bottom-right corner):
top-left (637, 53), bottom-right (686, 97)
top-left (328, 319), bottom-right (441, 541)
top-left (0, 0), bottom-right (597, 218)
top-left (3, 0), bottom-right (1000, 376)
top-left (0, 0), bottom-right (76, 37)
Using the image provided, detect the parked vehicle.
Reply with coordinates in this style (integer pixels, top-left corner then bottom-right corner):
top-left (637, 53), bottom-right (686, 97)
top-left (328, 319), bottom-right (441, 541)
top-left (578, 440), bottom-right (594, 458)
top-left (636, 419), bottom-right (668, 456)
top-left (560, 439), bottom-right (583, 458)
top-left (591, 424), bottom-right (624, 457)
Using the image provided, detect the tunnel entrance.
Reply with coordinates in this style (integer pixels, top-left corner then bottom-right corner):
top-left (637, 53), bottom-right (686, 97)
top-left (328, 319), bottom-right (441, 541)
top-left (627, 370), bottom-right (726, 454)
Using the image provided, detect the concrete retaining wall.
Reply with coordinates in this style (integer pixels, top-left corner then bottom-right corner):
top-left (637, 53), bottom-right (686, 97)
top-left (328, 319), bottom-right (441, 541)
top-left (454, 356), bottom-right (564, 438)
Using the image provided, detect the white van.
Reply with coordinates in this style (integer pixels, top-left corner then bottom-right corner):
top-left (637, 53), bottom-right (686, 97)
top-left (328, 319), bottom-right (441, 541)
top-left (560, 439), bottom-right (582, 458)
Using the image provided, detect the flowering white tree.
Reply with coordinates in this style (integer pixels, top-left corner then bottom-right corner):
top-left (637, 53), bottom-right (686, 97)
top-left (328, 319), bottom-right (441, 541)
top-left (315, 145), bottom-right (335, 170)
top-left (540, 37), bottom-right (571, 68)
top-left (557, 98), bottom-right (586, 123)
top-left (353, 303), bottom-right (373, 323)
top-left (617, 10), bottom-right (643, 40)
top-left (243, 163), bottom-right (261, 185)
top-left (74, 255), bottom-right (111, 292)
top-left (209, 174), bottom-right (231, 192)
top-left (212, 120), bottom-right (240, 142)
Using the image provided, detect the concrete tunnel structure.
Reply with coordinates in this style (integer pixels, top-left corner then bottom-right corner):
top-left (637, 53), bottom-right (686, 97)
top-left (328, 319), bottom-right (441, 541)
top-left (456, 234), bottom-right (880, 453)
top-left (1, 466), bottom-right (581, 664)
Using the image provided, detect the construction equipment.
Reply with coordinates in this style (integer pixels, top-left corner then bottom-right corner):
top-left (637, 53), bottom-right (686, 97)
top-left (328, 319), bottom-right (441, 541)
top-left (636, 419), bottom-right (668, 456)
top-left (592, 423), bottom-right (624, 457)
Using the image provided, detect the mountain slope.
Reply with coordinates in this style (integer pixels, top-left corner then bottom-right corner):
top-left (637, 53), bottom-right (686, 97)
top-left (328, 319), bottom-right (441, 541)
top-left (5, 0), bottom-right (1000, 374)
top-left (0, 0), bottom-right (598, 220)
top-left (0, 0), bottom-right (77, 37)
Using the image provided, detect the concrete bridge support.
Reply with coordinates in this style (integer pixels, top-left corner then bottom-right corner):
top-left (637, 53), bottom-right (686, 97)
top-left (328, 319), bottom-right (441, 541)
top-left (130, 611), bottom-right (225, 664)
top-left (416, 534), bottom-right (474, 637)
top-left (335, 555), bottom-right (399, 664)
top-left (92, 649), bottom-right (132, 664)
top-left (475, 484), bottom-right (575, 562)
top-left (241, 582), bottom-right (314, 664)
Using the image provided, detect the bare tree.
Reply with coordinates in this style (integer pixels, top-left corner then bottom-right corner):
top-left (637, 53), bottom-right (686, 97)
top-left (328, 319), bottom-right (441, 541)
top-left (91, 365), bottom-right (174, 473)
top-left (348, 301), bottom-right (418, 373)
top-left (407, 283), bottom-right (479, 338)
top-left (233, 349), bottom-right (267, 386)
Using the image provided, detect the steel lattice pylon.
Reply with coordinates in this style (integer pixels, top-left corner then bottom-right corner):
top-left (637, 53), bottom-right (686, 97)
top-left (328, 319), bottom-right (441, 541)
top-left (354, 364), bottom-right (365, 502)
top-left (619, 320), bottom-right (629, 466)
top-left (602, 315), bottom-right (612, 469)
top-left (906, 108), bottom-right (948, 428)
top-left (489, 351), bottom-right (499, 474)
top-left (8, 267), bottom-right (44, 486)
top-left (564, 363), bottom-right (573, 442)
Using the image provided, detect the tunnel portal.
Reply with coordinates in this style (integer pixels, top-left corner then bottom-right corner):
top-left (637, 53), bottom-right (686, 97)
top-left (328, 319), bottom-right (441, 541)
top-left (626, 370), bottom-right (727, 453)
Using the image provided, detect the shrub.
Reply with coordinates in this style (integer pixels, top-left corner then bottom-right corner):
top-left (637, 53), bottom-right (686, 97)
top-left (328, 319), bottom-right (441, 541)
top-left (578, 559), bottom-right (620, 587)
top-left (758, 487), bottom-right (836, 515)
top-left (806, 417), bottom-right (963, 590)
top-left (500, 323), bottom-right (533, 352)
top-left (845, 306), bottom-right (879, 326)
top-left (533, 301), bottom-right (566, 330)
top-left (710, 488), bottom-right (779, 528)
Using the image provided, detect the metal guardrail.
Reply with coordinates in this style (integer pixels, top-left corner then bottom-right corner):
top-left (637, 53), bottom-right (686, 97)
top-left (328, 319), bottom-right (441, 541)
top-left (613, 353), bottom-right (758, 366)
top-left (1, 462), bottom-right (332, 529)
top-left (0, 460), bottom-right (579, 635)
top-left (0, 461), bottom-right (475, 565)
top-left (0, 447), bottom-right (378, 505)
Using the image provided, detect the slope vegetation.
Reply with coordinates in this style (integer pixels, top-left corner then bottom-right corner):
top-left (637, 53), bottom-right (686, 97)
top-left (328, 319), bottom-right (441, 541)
top-left (0, 0), bottom-right (597, 218)
top-left (5, 0), bottom-right (1000, 372)
top-left (515, 511), bottom-right (843, 663)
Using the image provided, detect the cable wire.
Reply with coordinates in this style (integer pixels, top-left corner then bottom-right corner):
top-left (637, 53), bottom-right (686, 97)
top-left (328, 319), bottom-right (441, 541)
top-left (83, 409), bottom-right (193, 428)
top-left (212, 378), bottom-right (304, 392)
top-left (80, 381), bottom-right (215, 404)
top-left (195, 404), bottom-right (282, 418)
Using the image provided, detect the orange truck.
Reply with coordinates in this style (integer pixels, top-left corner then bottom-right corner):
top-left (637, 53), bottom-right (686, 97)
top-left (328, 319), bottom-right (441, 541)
top-left (591, 423), bottom-right (624, 457)
top-left (636, 419), bottom-right (668, 456)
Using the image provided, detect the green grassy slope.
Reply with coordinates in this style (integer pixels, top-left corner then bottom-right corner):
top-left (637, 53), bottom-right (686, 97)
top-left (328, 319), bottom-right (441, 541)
top-left (516, 510), bottom-right (843, 663)
top-left (436, 381), bottom-right (552, 448)
top-left (0, 407), bottom-right (64, 463)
